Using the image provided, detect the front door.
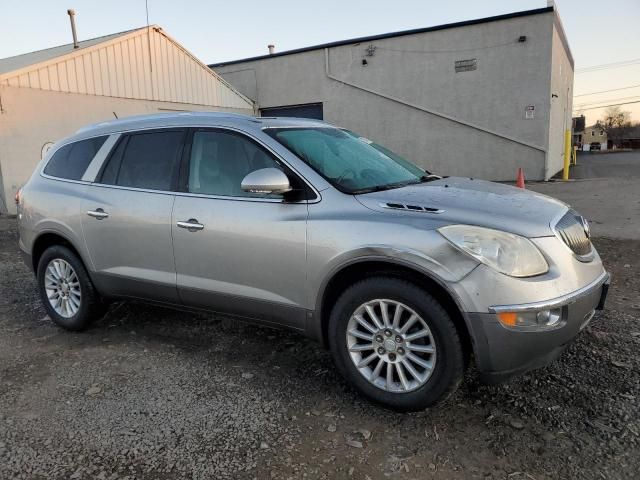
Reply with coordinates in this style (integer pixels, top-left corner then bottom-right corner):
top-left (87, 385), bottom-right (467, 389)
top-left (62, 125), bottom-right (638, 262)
top-left (81, 129), bottom-right (186, 303)
top-left (172, 128), bottom-right (309, 330)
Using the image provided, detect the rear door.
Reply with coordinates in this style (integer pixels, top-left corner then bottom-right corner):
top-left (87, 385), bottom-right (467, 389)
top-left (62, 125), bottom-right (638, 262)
top-left (81, 128), bottom-right (186, 303)
top-left (171, 128), bottom-right (310, 329)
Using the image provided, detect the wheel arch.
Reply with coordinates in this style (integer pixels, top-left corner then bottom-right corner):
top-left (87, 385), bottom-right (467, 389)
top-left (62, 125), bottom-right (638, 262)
top-left (31, 231), bottom-right (88, 274)
top-left (314, 258), bottom-right (474, 365)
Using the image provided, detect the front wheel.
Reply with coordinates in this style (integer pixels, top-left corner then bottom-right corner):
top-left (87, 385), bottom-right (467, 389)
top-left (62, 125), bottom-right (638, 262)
top-left (328, 277), bottom-right (464, 411)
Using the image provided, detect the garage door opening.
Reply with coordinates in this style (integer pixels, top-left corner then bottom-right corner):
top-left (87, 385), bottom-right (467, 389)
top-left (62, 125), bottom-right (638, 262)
top-left (260, 102), bottom-right (323, 120)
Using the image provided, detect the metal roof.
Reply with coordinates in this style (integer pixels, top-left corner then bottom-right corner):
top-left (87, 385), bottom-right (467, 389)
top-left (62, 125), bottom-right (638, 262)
top-left (209, 6), bottom-right (554, 67)
top-left (0, 28), bottom-right (142, 75)
top-left (0, 26), bottom-right (254, 109)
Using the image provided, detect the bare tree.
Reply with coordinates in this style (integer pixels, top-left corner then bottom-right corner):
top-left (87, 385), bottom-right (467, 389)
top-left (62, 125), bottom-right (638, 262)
top-left (595, 107), bottom-right (632, 147)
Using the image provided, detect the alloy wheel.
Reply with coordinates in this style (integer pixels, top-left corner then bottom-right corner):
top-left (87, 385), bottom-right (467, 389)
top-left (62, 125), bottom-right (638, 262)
top-left (44, 258), bottom-right (82, 318)
top-left (346, 299), bottom-right (437, 392)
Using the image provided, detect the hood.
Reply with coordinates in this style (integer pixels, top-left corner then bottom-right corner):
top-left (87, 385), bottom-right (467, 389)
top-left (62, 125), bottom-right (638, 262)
top-left (355, 177), bottom-right (568, 238)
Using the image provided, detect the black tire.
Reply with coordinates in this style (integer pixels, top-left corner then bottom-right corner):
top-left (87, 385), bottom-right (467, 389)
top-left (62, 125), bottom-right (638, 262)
top-left (37, 245), bottom-right (106, 331)
top-left (328, 277), bottom-right (464, 412)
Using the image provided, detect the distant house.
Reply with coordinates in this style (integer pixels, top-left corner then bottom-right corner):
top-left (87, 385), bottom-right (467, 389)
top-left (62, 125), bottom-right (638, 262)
top-left (0, 25), bottom-right (254, 214)
top-left (582, 125), bottom-right (607, 151)
top-left (572, 115), bottom-right (585, 147)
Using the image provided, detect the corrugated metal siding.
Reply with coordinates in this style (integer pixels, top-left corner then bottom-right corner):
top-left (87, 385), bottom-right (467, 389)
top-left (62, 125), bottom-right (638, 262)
top-left (0, 27), bottom-right (252, 110)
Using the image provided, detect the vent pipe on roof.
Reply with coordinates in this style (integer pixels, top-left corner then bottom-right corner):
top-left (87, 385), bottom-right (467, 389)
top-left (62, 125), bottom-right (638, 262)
top-left (268, 44), bottom-right (275, 55)
top-left (67, 9), bottom-right (79, 49)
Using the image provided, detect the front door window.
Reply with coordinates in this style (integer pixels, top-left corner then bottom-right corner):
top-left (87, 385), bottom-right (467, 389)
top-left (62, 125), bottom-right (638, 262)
top-left (187, 130), bottom-right (283, 198)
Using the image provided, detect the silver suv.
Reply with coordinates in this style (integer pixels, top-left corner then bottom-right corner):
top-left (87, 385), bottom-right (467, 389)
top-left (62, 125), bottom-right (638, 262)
top-left (17, 113), bottom-right (608, 411)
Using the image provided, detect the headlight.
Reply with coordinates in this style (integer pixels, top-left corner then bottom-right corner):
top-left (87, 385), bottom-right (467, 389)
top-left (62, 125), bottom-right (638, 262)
top-left (438, 225), bottom-right (548, 277)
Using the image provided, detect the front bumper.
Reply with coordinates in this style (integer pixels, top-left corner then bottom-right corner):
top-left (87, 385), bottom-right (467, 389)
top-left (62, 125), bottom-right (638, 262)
top-left (467, 271), bottom-right (609, 383)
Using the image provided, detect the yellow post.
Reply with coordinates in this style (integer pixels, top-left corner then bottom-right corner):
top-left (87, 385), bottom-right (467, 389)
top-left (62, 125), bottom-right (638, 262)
top-left (562, 129), bottom-right (571, 180)
top-left (573, 145), bottom-right (578, 165)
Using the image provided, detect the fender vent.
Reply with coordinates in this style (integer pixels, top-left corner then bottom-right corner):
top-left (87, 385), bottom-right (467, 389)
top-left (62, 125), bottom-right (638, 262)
top-left (380, 202), bottom-right (444, 214)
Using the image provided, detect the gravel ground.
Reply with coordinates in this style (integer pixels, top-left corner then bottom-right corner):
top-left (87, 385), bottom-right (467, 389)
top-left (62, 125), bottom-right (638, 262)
top-left (0, 215), bottom-right (638, 480)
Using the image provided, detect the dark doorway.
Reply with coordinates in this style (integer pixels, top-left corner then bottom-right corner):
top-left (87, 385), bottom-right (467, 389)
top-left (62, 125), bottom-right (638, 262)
top-left (260, 103), bottom-right (323, 120)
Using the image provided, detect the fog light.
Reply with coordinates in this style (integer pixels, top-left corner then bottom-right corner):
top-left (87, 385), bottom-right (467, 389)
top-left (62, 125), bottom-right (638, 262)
top-left (497, 308), bottom-right (562, 329)
top-left (536, 309), bottom-right (561, 327)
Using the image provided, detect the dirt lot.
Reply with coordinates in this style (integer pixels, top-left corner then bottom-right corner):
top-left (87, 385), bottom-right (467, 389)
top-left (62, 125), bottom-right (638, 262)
top-left (528, 152), bottom-right (640, 241)
top-left (1, 156), bottom-right (640, 480)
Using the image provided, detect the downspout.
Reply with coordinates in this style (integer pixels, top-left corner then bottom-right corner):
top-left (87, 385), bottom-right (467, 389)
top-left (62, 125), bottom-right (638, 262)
top-left (323, 48), bottom-right (546, 154)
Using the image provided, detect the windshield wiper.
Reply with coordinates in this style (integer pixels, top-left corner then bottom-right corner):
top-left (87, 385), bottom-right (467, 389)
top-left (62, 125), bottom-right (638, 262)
top-left (351, 179), bottom-right (420, 194)
top-left (419, 174), bottom-right (442, 182)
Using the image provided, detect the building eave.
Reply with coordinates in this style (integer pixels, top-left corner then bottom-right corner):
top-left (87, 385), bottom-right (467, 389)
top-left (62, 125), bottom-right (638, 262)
top-left (209, 6), bottom-right (554, 68)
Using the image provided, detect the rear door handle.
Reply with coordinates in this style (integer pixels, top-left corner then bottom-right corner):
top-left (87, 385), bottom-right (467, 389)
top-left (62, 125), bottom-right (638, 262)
top-left (87, 208), bottom-right (109, 220)
top-left (176, 219), bottom-right (204, 231)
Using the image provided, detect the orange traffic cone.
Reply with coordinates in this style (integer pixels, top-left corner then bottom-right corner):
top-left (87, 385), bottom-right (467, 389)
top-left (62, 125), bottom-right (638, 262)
top-left (516, 168), bottom-right (525, 189)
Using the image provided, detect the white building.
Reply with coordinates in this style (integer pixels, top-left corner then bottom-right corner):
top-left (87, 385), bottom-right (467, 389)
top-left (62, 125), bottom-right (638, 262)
top-left (212, 6), bottom-right (573, 182)
top-left (0, 25), bottom-right (254, 214)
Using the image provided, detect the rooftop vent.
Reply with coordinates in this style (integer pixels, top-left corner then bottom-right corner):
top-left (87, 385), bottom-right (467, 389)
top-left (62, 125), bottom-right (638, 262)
top-left (67, 9), bottom-right (79, 49)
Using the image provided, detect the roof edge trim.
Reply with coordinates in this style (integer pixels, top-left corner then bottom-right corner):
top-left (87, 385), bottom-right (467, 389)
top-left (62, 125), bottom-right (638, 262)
top-left (209, 6), bottom-right (554, 67)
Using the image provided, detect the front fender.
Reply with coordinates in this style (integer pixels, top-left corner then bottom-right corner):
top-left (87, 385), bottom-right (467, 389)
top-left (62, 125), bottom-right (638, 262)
top-left (309, 235), bottom-right (480, 343)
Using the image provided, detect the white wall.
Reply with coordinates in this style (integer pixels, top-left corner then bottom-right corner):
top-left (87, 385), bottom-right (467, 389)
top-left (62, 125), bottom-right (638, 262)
top-left (546, 19), bottom-right (575, 178)
top-left (0, 85), bottom-right (253, 213)
top-left (216, 11), bottom-right (571, 181)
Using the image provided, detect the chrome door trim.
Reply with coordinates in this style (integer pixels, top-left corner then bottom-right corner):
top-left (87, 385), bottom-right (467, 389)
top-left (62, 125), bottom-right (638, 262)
top-left (38, 175), bottom-right (91, 186)
top-left (172, 191), bottom-right (314, 204)
top-left (83, 183), bottom-right (178, 196)
top-left (85, 124), bottom-right (322, 204)
top-left (84, 182), bottom-right (317, 204)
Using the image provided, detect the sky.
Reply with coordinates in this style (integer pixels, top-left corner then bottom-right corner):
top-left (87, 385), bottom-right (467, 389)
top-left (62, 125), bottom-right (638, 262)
top-left (1, 0), bottom-right (639, 125)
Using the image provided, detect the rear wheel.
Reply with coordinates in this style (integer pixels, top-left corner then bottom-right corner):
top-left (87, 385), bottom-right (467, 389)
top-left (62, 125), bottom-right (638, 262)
top-left (328, 277), bottom-right (464, 411)
top-left (37, 245), bottom-right (106, 331)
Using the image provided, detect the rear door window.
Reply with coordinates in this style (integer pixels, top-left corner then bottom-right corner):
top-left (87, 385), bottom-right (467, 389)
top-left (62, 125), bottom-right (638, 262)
top-left (44, 136), bottom-right (108, 180)
top-left (99, 130), bottom-right (185, 191)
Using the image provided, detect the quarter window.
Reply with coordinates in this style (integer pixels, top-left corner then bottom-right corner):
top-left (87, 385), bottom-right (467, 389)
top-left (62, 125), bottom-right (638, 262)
top-left (187, 130), bottom-right (283, 197)
top-left (44, 136), bottom-right (108, 180)
top-left (100, 130), bottom-right (185, 191)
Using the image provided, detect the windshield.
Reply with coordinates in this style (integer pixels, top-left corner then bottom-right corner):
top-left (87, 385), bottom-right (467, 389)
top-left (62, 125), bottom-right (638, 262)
top-left (265, 127), bottom-right (429, 194)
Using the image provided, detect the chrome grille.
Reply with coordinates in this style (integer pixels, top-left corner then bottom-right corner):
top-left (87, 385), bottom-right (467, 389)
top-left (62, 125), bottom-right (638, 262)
top-left (555, 210), bottom-right (592, 257)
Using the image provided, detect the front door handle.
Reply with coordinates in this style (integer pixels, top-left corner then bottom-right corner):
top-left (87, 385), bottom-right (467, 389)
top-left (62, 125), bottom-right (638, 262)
top-left (87, 208), bottom-right (109, 220)
top-left (176, 219), bottom-right (204, 231)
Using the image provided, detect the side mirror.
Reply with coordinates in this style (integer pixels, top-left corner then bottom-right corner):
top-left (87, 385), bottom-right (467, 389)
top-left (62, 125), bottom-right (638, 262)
top-left (241, 168), bottom-right (292, 194)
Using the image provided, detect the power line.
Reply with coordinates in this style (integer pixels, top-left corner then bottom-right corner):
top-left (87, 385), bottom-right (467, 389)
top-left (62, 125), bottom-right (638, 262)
top-left (574, 84), bottom-right (640, 97)
top-left (374, 39), bottom-right (517, 54)
top-left (572, 100), bottom-right (640, 112)
top-left (574, 95), bottom-right (640, 108)
top-left (576, 57), bottom-right (640, 72)
top-left (576, 57), bottom-right (640, 74)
